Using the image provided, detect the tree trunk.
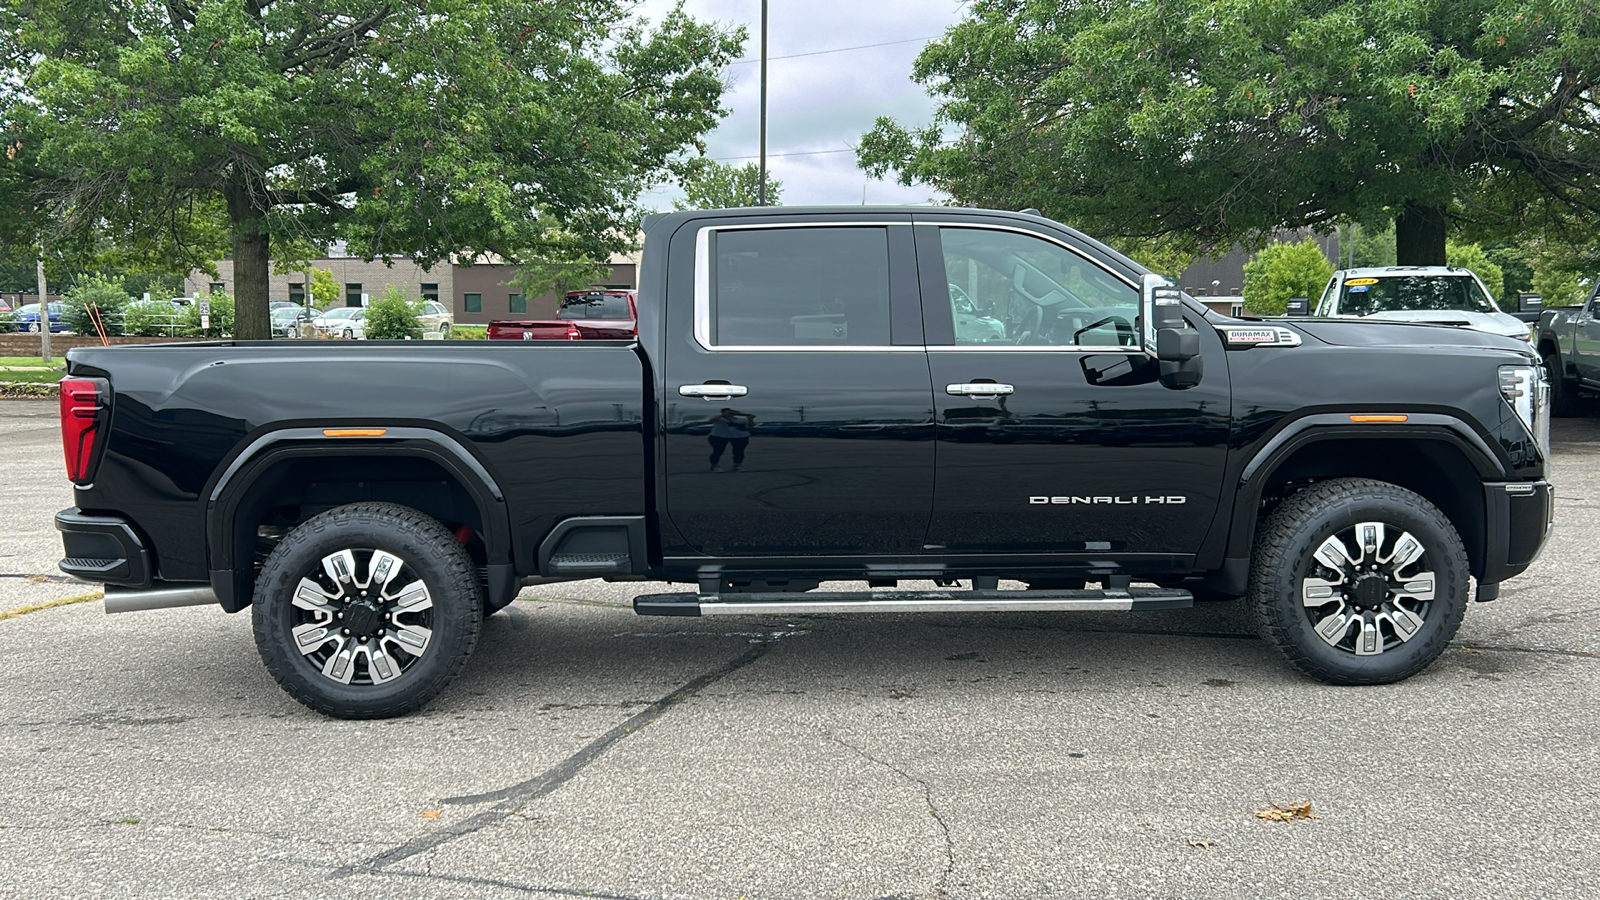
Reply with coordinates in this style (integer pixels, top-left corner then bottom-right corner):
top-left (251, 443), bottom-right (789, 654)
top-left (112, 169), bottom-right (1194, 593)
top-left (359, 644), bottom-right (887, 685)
top-left (1395, 203), bottom-right (1447, 266)
top-left (224, 171), bottom-right (272, 340)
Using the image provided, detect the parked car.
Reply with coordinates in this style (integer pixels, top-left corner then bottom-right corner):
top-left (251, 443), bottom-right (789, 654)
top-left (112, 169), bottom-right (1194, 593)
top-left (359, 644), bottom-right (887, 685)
top-left (416, 300), bottom-right (454, 334)
top-left (1307, 266), bottom-right (1531, 341)
top-left (10, 301), bottom-right (69, 333)
top-left (312, 307), bottom-right (366, 338)
top-left (949, 284), bottom-right (1007, 342)
top-left (57, 206), bottom-right (1551, 719)
top-left (271, 306), bottom-right (315, 338)
top-left (488, 289), bottom-right (637, 340)
top-left (1534, 278), bottom-right (1600, 415)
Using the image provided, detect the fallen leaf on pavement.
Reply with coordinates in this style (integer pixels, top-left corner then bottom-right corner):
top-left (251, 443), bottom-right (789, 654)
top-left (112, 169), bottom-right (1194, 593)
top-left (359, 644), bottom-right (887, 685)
top-left (421, 808), bottom-right (442, 819)
top-left (1188, 838), bottom-right (1215, 851)
top-left (1255, 801), bottom-right (1319, 822)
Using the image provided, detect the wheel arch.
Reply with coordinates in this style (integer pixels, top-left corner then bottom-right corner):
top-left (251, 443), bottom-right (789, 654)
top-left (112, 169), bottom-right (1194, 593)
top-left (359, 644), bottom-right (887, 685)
top-left (1226, 420), bottom-right (1501, 583)
top-left (206, 427), bottom-right (512, 613)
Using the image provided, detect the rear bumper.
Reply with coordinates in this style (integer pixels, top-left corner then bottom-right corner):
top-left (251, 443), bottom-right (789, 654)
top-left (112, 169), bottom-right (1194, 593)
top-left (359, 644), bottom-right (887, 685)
top-left (1479, 481), bottom-right (1553, 586)
top-left (55, 508), bottom-right (151, 587)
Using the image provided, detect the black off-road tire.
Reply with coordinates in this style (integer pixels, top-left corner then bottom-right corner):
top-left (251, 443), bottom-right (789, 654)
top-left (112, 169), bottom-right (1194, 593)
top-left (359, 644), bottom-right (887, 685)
top-left (1248, 478), bottom-right (1469, 685)
top-left (253, 502), bottom-right (482, 718)
top-left (1544, 352), bottom-right (1581, 417)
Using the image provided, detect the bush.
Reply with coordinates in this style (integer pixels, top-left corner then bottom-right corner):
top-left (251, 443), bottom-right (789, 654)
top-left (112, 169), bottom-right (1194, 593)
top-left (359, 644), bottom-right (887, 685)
top-left (123, 303), bottom-right (186, 336)
top-left (446, 324), bottom-right (487, 340)
top-left (178, 292), bottom-right (234, 336)
top-left (63, 275), bottom-right (132, 337)
top-left (364, 287), bottom-right (423, 340)
top-left (1242, 238), bottom-right (1335, 315)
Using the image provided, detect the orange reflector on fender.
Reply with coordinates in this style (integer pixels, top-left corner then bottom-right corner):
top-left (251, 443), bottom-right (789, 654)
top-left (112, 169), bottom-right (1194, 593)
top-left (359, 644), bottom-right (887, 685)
top-left (323, 428), bottom-right (388, 437)
top-left (1349, 415), bottom-right (1408, 423)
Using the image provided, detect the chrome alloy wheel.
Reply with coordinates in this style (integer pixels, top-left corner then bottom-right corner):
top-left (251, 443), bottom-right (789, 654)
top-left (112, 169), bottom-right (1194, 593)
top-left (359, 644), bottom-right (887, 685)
top-left (290, 548), bottom-right (434, 685)
top-left (1301, 522), bottom-right (1435, 656)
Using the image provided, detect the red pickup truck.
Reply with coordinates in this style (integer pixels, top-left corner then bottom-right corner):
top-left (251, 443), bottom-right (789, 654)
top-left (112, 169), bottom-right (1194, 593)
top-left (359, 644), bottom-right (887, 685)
top-left (487, 289), bottom-right (638, 340)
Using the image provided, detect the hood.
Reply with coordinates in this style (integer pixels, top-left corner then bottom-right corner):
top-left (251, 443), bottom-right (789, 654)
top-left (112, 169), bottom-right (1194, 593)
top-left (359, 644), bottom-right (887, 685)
top-left (1280, 317), bottom-right (1536, 355)
top-left (1360, 309), bottom-right (1530, 338)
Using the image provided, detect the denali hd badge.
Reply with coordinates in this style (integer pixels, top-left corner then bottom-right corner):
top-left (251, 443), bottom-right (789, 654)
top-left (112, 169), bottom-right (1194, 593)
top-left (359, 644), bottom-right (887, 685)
top-left (1029, 495), bottom-right (1186, 505)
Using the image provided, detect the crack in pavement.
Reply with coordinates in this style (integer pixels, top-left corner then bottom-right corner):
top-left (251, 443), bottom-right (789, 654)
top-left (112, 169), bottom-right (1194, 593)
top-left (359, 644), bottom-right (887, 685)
top-left (0, 590), bottom-right (102, 622)
top-left (378, 868), bottom-right (659, 899)
top-left (829, 736), bottom-right (956, 898)
top-left (329, 633), bottom-right (786, 879)
top-left (1455, 642), bottom-right (1600, 660)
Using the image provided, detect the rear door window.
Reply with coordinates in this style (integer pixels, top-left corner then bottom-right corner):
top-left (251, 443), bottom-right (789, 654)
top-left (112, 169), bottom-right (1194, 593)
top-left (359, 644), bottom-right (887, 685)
top-left (710, 227), bottom-right (891, 347)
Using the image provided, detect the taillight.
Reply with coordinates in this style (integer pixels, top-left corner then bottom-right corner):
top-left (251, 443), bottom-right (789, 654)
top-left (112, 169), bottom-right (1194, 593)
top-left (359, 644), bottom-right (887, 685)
top-left (60, 378), bottom-right (105, 483)
top-left (566, 323), bottom-right (581, 340)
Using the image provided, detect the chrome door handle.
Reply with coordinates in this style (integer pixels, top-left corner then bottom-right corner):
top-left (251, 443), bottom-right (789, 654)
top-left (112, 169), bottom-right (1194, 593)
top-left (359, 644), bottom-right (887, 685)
top-left (679, 383), bottom-right (749, 399)
top-left (946, 383), bottom-right (1015, 397)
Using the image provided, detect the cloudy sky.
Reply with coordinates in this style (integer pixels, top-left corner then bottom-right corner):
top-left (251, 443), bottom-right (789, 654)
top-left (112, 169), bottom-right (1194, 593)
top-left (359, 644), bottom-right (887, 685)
top-left (633, 0), bottom-right (969, 209)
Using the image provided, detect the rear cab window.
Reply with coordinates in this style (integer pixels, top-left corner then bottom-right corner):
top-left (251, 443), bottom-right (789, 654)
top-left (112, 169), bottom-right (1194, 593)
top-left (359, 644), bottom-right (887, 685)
top-left (705, 227), bottom-right (892, 347)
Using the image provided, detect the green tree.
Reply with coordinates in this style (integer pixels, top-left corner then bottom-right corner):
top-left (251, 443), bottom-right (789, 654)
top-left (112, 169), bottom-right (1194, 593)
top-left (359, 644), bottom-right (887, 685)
top-left (1445, 241), bottom-right (1505, 302)
top-left (62, 274), bottom-right (131, 337)
top-left (1, 2), bottom-right (744, 339)
top-left (307, 268), bottom-right (341, 311)
top-left (673, 160), bottom-right (782, 210)
top-left (859, 1), bottom-right (1600, 266)
top-left (1243, 238), bottom-right (1335, 316)
top-left (364, 287), bottom-right (424, 340)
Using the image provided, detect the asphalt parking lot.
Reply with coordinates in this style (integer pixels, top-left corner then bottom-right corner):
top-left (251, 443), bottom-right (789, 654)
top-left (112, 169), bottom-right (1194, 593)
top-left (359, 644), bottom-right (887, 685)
top-left (1, 397), bottom-right (1596, 899)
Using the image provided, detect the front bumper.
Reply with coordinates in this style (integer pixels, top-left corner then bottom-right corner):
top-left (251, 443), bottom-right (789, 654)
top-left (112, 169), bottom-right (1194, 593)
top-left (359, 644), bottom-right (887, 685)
top-left (1479, 481), bottom-right (1553, 586)
top-left (55, 508), bottom-right (151, 587)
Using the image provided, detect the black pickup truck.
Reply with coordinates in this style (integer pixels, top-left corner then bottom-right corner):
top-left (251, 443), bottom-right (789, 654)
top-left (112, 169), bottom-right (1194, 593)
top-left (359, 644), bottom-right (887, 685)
top-left (1535, 280), bottom-right (1600, 415)
top-left (56, 207), bottom-right (1553, 718)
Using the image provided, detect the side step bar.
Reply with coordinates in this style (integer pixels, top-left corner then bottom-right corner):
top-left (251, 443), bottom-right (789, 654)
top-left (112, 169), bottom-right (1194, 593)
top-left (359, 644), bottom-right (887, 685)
top-left (104, 585), bottom-right (218, 614)
top-left (634, 587), bottom-right (1193, 617)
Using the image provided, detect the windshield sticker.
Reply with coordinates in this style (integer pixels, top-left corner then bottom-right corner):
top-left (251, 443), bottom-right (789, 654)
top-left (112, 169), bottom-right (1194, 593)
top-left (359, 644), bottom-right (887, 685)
top-left (1346, 278), bottom-right (1379, 286)
top-left (1347, 285), bottom-right (1370, 292)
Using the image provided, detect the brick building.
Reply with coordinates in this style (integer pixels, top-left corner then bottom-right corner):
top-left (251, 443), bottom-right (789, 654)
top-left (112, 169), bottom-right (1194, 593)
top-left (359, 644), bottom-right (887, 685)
top-left (184, 249), bottom-right (640, 325)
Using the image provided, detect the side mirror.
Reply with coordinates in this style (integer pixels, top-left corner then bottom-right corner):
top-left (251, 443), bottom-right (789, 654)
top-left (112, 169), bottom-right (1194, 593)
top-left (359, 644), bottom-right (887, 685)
top-left (1285, 297), bottom-right (1310, 316)
top-left (1140, 273), bottom-right (1184, 346)
top-left (1518, 293), bottom-right (1543, 314)
top-left (1142, 273), bottom-right (1203, 389)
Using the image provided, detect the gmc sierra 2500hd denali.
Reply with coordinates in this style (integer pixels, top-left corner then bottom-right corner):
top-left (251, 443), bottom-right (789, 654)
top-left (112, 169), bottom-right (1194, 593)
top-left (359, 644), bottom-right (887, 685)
top-left (56, 207), bottom-right (1553, 718)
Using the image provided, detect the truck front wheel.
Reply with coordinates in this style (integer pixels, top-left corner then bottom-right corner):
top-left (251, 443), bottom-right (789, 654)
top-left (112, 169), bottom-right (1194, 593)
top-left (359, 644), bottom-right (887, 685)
top-left (1544, 352), bottom-right (1581, 417)
top-left (1249, 478), bottom-right (1468, 685)
top-left (252, 502), bottom-right (482, 718)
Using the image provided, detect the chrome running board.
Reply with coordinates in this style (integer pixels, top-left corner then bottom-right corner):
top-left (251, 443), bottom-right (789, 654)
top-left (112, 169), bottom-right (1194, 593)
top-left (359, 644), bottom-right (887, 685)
top-left (633, 587), bottom-right (1193, 617)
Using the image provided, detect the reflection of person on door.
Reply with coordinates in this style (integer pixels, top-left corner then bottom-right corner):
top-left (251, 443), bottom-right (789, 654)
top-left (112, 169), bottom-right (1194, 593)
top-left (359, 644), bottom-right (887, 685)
top-left (708, 408), bottom-right (754, 472)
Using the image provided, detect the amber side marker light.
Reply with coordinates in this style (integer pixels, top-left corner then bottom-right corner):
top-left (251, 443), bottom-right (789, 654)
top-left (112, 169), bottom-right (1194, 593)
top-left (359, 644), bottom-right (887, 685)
top-left (1349, 415), bottom-right (1408, 423)
top-left (323, 428), bottom-right (388, 437)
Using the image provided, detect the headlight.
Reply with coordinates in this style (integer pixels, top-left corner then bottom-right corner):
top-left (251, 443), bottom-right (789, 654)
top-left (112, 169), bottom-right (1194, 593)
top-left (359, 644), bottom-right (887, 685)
top-left (1499, 365), bottom-right (1550, 460)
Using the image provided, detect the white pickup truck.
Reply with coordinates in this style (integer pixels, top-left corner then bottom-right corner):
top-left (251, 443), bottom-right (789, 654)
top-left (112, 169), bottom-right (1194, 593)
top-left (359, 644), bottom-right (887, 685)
top-left (1307, 266), bottom-right (1532, 342)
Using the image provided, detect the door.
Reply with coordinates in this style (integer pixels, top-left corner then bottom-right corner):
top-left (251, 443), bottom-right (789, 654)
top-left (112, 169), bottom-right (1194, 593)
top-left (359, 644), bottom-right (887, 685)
top-left (916, 220), bottom-right (1232, 556)
top-left (1575, 284), bottom-right (1600, 386)
top-left (661, 219), bottom-right (935, 556)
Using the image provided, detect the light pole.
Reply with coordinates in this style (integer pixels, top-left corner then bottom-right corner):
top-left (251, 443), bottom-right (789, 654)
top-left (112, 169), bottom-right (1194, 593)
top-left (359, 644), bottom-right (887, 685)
top-left (758, 0), bottom-right (768, 206)
top-left (35, 256), bottom-right (51, 363)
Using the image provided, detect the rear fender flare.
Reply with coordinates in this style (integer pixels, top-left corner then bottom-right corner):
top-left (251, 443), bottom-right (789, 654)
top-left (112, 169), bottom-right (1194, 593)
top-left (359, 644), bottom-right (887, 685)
top-left (205, 427), bottom-right (510, 610)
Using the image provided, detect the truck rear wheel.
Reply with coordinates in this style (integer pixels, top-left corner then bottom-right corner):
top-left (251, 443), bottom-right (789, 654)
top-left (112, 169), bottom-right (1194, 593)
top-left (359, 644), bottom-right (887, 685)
top-left (1249, 478), bottom-right (1468, 685)
top-left (252, 502), bottom-right (482, 718)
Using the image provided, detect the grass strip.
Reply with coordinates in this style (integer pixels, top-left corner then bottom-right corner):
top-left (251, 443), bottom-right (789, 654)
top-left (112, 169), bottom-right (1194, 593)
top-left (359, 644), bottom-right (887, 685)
top-left (0, 369), bottom-right (66, 383)
top-left (0, 590), bottom-right (104, 622)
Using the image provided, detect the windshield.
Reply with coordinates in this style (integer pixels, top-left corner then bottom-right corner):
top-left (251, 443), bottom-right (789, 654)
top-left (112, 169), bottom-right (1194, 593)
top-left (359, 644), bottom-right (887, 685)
top-left (321, 308), bottom-right (357, 320)
top-left (1340, 275), bottom-right (1495, 317)
top-left (559, 293), bottom-right (632, 319)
